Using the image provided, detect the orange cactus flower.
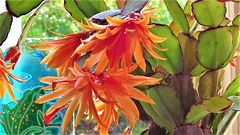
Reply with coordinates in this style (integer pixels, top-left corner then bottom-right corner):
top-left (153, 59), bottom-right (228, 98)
top-left (28, 31), bottom-right (89, 76)
top-left (98, 67), bottom-right (159, 128)
top-left (74, 12), bottom-right (167, 74)
top-left (0, 51), bottom-right (24, 102)
top-left (94, 101), bottom-right (119, 135)
top-left (35, 62), bottom-right (106, 132)
top-left (35, 63), bottom-right (160, 133)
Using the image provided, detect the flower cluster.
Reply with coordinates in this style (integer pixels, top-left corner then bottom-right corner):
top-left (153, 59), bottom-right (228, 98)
top-left (33, 10), bottom-right (167, 134)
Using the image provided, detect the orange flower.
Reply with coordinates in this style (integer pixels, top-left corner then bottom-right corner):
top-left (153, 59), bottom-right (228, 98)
top-left (35, 63), bottom-right (160, 133)
top-left (74, 12), bottom-right (167, 74)
top-left (94, 101), bottom-right (119, 135)
top-left (35, 62), bottom-right (106, 132)
top-left (98, 67), bottom-right (159, 128)
top-left (28, 31), bottom-right (89, 76)
top-left (0, 51), bottom-right (24, 102)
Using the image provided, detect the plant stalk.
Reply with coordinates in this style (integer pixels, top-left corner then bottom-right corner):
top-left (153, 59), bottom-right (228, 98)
top-left (16, 0), bottom-right (50, 48)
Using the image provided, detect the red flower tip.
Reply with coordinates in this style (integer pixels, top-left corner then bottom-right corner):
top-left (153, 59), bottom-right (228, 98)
top-left (44, 105), bottom-right (66, 125)
top-left (4, 46), bottom-right (21, 69)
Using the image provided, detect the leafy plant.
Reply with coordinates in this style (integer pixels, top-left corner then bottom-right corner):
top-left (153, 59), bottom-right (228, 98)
top-left (0, 0), bottom-right (239, 135)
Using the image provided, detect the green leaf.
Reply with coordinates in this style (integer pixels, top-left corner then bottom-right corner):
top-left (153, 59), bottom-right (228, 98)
top-left (149, 24), bottom-right (183, 74)
top-left (217, 110), bottom-right (240, 135)
top-left (221, 18), bottom-right (231, 26)
top-left (224, 75), bottom-right (240, 97)
top-left (6, 0), bottom-right (43, 17)
top-left (173, 125), bottom-right (204, 135)
top-left (171, 75), bottom-right (198, 116)
top-left (164, 0), bottom-right (189, 33)
top-left (186, 103), bottom-right (209, 124)
top-left (178, 33), bottom-right (198, 74)
top-left (233, 14), bottom-right (240, 27)
top-left (211, 113), bottom-right (224, 134)
top-left (147, 85), bottom-right (184, 127)
top-left (190, 64), bottom-right (207, 77)
top-left (203, 96), bottom-right (233, 113)
top-left (223, 26), bottom-right (240, 67)
top-left (121, 0), bottom-right (148, 17)
top-left (74, 0), bottom-right (107, 18)
top-left (198, 69), bottom-right (225, 100)
top-left (192, 0), bottom-right (225, 27)
top-left (228, 96), bottom-right (240, 111)
top-left (183, 0), bottom-right (193, 15)
top-left (0, 12), bottom-right (12, 46)
top-left (64, 0), bottom-right (87, 22)
top-left (197, 27), bottom-right (233, 69)
top-left (140, 101), bottom-right (174, 132)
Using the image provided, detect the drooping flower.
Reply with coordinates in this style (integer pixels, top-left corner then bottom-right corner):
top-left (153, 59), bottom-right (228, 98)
top-left (97, 67), bottom-right (159, 128)
top-left (35, 62), bottom-right (106, 131)
top-left (0, 51), bottom-right (24, 102)
top-left (28, 31), bottom-right (89, 76)
top-left (35, 63), bottom-right (160, 133)
top-left (74, 12), bottom-right (167, 74)
top-left (4, 46), bottom-right (21, 69)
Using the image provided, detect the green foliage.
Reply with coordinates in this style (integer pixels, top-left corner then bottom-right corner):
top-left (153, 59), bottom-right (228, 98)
top-left (224, 75), bottom-right (240, 97)
top-left (192, 0), bottom-right (226, 27)
top-left (146, 85), bottom-right (184, 127)
top-left (149, 25), bottom-right (183, 74)
top-left (163, 0), bottom-right (189, 33)
top-left (198, 69), bottom-right (225, 100)
top-left (197, 27), bottom-right (233, 69)
top-left (6, 0), bottom-right (43, 17)
top-left (233, 14), bottom-right (240, 27)
top-left (177, 33), bottom-right (198, 74)
top-left (0, 12), bottom-right (12, 46)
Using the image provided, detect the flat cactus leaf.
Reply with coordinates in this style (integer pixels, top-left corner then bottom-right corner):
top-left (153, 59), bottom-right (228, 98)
top-left (192, 0), bottom-right (226, 28)
top-left (197, 27), bottom-right (233, 69)
top-left (0, 12), bottom-right (12, 46)
top-left (169, 15), bottom-right (195, 36)
top-left (183, 0), bottom-right (193, 15)
top-left (222, 26), bottom-right (240, 67)
top-left (190, 64), bottom-right (207, 77)
top-left (140, 100), bottom-right (174, 132)
top-left (146, 85), bottom-right (184, 127)
top-left (163, 0), bottom-right (190, 34)
top-left (224, 75), bottom-right (240, 97)
top-left (177, 33), bottom-right (198, 74)
top-left (203, 96), bottom-right (233, 113)
top-left (198, 69), bottom-right (225, 100)
top-left (171, 75), bottom-right (198, 117)
top-left (6, 0), bottom-right (43, 17)
top-left (149, 24), bottom-right (183, 74)
top-left (173, 124), bottom-right (204, 135)
top-left (186, 103), bottom-right (209, 124)
top-left (64, 0), bottom-right (87, 22)
top-left (233, 14), bottom-right (240, 27)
